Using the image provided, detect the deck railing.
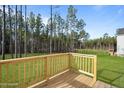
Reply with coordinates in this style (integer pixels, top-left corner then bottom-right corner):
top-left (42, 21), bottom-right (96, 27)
top-left (0, 53), bottom-right (97, 88)
top-left (70, 53), bottom-right (97, 85)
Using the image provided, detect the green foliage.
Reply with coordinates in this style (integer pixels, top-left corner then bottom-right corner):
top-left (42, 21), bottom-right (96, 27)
top-left (84, 33), bottom-right (116, 50)
top-left (0, 5), bottom-right (90, 58)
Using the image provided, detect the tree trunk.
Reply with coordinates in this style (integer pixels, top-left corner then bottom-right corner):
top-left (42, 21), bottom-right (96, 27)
top-left (2, 5), bottom-right (5, 60)
top-left (8, 5), bottom-right (13, 58)
top-left (24, 5), bottom-right (27, 56)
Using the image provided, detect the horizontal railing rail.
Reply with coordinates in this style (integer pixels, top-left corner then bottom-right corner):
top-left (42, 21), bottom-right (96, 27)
top-left (0, 53), bottom-right (97, 88)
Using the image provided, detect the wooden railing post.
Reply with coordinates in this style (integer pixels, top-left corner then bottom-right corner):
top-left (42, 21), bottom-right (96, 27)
top-left (69, 53), bottom-right (73, 70)
top-left (92, 55), bottom-right (97, 86)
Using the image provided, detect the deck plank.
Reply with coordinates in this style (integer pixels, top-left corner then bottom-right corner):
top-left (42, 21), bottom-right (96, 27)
top-left (34, 70), bottom-right (116, 88)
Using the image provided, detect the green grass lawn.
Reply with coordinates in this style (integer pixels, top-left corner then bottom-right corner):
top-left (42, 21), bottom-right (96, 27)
top-left (0, 53), bottom-right (48, 60)
top-left (76, 49), bottom-right (124, 87)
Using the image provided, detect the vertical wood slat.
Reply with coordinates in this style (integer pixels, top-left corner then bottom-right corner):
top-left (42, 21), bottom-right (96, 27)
top-left (55, 56), bottom-right (57, 74)
top-left (32, 60), bottom-right (35, 81)
top-left (52, 57), bottom-right (54, 75)
top-left (40, 59), bottom-right (42, 80)
top-left (56, 56), bottom-right (57, 73)
top-left (80, 57), bottom-right (82, 70)
top-left (28, 61), bottom-right (30, 85)
top-left (91, 58), bottom-right (94, 74)
top-left (44, 57), bottom-right (48, 80)
top-left (24, 63), bottom-right (26, 84)
top-left (18, 63), bottom-right (20, 87)
top-left (47, 58), bottom-right (50, 77)
top-left (76, 56), bottom-right (78, 69)
top-left (82, 57), bottom-right (84, 71)
top-left (51, 57), bottom-right (54, 75)
top-left (63, 55), bottom-right (65, 69)
top-left (80, 57), bottom-right (82, 69)
top-left (87, 57), bottom-right (89, 72)
top-left (12, 63), bottom-right (15, 83)
top-left (84, 57), bottom-right (86, 72)
top-left (83, 57), bottom-right (85, 71)
top-left (48, 57), bottom-right (50, 76)
top-left (92, 58), bottom-right (94, 74)
top-left (87, 58), bottom-right (89, 72)
top-left (68, 54), bottom-right (71, 69)
top-left (78, 57), bottom-right (80, 69)
top-left (89, 58), bottom-right (91, 73)
top-left (85, 57), bottom-right (87, 72)
top-left (0, 64), bottom-right (1, 83)
top-left (66, 55), bottom-right (68, 68)
top-left (50, 57), bottom-right (53, 76)
top-left (6, 64), bottom-right (8, 83)
top-left (36, 61), bottom-right (38, 81)
top-left (64, 55), bottom-right (66, 69)
top-left (58, 56), bottom-right (60, 72)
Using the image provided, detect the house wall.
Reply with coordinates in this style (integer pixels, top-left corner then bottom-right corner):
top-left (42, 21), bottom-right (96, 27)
top-left (117, 35), bottom-right (124, 56)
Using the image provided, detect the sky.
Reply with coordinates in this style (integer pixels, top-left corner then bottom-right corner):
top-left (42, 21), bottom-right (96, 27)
top-left (1, 5), bottom-right (124, 39)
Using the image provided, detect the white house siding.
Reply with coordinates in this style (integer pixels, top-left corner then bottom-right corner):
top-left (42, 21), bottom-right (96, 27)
top-left (117, 35), bottom-right (124, 56)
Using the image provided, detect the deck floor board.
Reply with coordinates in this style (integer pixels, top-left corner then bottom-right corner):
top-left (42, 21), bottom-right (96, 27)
top-left (34, 71), bottom-right (116, 88)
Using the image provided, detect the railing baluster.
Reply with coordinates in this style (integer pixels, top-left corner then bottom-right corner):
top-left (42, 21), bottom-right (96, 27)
top-left (12, 63), bottom-right (15, 84)
top-left (28, 61), bottom-right (30, 85)
top-left (18, 63), bottom-right (20, 87)
top-left (0, 64), bottom-right (1, 86)
top-left (40, 59), bottom-right (42, 80)
top-left (50, 57), bottom-right (52, 76)
top-left (92, 58), bottom-right (94, 74)
top-left (24, 63), bottom-right (26, 87)
top-left (84, 57), bottom-right (86, 71)
top-left (44, 57), bottom-right (48, 80)
top-left (79, 57), bottom-right (81, 69)
top-left (36, 61), bottom-right (38, 82)
top-left (6, 64), bottom-right (8, 86)
top-left (64, 55), bottom-right (66, 69)
top-left (55, 56), bottom-right (57, 73)
top-left (80, 57), bottom-right (81, 70)
top-left (86, 57), bottom-right (88, 72)
top-left (87, 58), bottom-right (89, 72)
top-left (50, 58), bottom-right (55, 75)
top-left (83, 57), bottom-right (85, 71)
top-left (58, 56), bottom-right (59, 72)
top-left (88, 58), bottom-right (90, 72)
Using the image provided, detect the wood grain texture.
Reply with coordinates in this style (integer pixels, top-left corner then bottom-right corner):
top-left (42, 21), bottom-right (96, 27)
top-left (34, 70), bottom-right (114, 88)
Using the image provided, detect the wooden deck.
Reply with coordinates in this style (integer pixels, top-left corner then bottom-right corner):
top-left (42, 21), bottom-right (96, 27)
top-left (33, 70), bottom-right (116, 88)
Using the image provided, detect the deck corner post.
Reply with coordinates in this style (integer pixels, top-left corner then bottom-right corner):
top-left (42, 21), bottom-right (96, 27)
top-left (92, 55), bottom-right (97, 86)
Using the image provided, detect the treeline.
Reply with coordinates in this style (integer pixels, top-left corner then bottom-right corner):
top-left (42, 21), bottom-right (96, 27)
top-left (0, 5), bottom-right (89, 59)
top-left (84, 33), bottom-right (116, 51)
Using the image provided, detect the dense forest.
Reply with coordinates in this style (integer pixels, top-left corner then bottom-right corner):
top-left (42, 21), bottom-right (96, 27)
top-left (0, 5), bottom-right (90, 59)
top-left (0, 5), bottom-right (117, 60)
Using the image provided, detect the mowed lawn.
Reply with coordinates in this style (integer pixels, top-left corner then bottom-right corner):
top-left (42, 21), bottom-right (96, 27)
top-left (76, 49), bottom-right (124, 88)
top-left (0, 53), bottom-right (47, 60)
